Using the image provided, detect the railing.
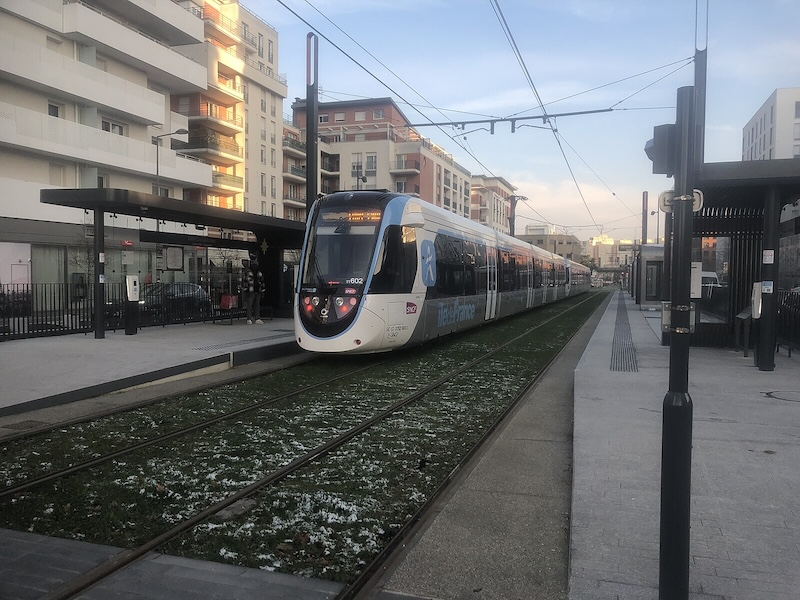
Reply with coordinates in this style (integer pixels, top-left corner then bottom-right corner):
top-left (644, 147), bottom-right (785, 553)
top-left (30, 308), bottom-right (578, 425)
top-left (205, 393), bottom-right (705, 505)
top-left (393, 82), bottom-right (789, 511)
top-left (777, 290), bottom-right (800, 353)
top-left (282, 137), bottom-right (305, 153)
top-left (212, 171), bottom-right (244, 188)
top-left (0, 283), bottom-right (248, 341)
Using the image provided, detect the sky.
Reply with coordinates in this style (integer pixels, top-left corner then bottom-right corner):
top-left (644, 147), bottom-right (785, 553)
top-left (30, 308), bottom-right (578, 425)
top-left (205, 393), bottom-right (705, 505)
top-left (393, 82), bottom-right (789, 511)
top-left (244, 0), bottom-right (800, 242)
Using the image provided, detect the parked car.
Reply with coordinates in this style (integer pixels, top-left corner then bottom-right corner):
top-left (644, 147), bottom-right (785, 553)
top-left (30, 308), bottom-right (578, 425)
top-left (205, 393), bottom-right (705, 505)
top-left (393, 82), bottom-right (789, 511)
top-left (139, 283), bottom-right (211, 322)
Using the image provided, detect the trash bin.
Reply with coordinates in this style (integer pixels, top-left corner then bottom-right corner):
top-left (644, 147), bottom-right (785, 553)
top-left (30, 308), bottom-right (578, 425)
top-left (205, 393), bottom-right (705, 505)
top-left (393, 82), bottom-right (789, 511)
top-left (125, 275), bottom-right (140, 335)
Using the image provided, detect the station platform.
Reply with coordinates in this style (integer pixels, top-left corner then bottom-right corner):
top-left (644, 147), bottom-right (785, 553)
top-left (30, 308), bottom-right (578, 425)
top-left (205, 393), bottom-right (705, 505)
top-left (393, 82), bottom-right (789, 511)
top-left (1, 291), bottom-right (798, 600)
top-left (0, 317), bottom-right (301, 427)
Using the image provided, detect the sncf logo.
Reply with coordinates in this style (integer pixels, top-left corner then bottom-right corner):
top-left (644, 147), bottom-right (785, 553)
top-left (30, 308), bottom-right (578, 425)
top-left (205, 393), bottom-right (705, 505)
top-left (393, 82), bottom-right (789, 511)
top-left (406, 302), bottom-right (418, 314)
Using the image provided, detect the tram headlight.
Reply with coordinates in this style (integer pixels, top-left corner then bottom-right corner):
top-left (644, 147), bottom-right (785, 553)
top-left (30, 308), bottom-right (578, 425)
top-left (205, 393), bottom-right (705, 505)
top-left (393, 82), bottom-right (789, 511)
top-left (311, 296), bottom-right (320, 306)
top-left (335, 297), bottom-right (344, 307)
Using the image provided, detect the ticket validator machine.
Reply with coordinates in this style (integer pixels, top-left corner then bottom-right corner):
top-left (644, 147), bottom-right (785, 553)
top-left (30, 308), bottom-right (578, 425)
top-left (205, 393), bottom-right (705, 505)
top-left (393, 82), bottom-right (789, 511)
top-left (125, 275), bottom-right (140, 335)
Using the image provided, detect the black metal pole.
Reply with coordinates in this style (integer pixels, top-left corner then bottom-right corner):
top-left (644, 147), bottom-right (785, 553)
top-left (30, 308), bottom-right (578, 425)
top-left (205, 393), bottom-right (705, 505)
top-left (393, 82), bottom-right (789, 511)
top-left (305, 33), bottom-right (319, 218)
top-left (659, 85), bottom-right (695, 600)
top-left (93, 207), bottom-right (105, 339)
top-left (756, 185), bottom-right (779, 371)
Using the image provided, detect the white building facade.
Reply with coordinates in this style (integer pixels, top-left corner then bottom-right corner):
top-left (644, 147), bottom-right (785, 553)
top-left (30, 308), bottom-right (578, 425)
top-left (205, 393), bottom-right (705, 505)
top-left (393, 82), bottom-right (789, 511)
top-left (742, 88), bottom-right (800, 161)
top-left (0, 0), bottom-right (289, 287)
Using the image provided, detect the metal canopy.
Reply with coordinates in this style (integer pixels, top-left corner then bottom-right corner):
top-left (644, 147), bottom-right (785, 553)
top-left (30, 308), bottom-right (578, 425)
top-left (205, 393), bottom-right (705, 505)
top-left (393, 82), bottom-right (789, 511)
top-left (40, 188), bottom-right (306, 249)
top-left (696, 158), bottom-right (800, 209)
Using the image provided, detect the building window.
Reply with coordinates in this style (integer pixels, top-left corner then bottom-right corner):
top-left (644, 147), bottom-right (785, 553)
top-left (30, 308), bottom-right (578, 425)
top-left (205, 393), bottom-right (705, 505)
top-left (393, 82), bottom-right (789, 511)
top-left (354, 111), bottom-right (366, 122)
top-left (319, 114), bottom-right (329, 123)
top-left (102, 119), bottom-right (124, 135)
top-left (365, 153), bottom-right (377, 175)
top-left (48, 102), bottom-right (61, 118)
top-left (267, 39), bottom-right (274, 63)
top-left (334, 112), bottom-right (345, 122)
top-left (795, 102), bottom-right (800, 119)
top-left (271, 176), bottom-right (276, 199)
top-left (258, 33), bottom-right (264, 58)
top-left (373, 109), bottom-right (384, 120)
top-left (261, 201), bottom-right (267, 216)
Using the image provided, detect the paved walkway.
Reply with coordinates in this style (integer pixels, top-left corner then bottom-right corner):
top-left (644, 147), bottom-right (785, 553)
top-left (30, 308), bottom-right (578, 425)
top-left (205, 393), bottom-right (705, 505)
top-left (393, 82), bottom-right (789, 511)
top-left (568, 291), bottom-right (800, 599)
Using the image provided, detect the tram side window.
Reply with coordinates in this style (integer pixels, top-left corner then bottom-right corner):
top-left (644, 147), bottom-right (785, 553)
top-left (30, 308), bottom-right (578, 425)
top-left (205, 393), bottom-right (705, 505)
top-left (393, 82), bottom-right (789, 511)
top-left (463, 240), bottom-right (478, 295)
top-left (433, 234), bottom-right (464, 297)
top-left (369, 225), bottom-right (418, 294)
top-left (474, 243), bottom-right (488, 292)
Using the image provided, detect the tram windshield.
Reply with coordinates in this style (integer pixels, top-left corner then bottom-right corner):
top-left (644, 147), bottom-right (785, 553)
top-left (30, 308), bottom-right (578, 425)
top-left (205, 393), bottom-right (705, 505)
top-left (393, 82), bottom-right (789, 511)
top-left (301, 202), bottom-right (383, 290)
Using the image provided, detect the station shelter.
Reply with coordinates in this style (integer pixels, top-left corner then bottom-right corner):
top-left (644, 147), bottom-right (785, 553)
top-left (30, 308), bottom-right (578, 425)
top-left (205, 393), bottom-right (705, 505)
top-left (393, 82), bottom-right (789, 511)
top-left (41, 188), bottom-right (306, 338)
top-left (646, 159), bottom-right (800, 371)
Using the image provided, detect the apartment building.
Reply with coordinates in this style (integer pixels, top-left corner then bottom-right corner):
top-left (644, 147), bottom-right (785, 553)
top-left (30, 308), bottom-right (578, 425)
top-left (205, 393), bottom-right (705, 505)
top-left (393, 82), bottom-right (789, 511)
top-left (470, 175), bottom-right (516, 234)
top-left (742, 88), bottom-right (800, 161)
top-left (0, 0), bottom-right (287, 288)
top-left (290, 97), bottom-right (473, 221)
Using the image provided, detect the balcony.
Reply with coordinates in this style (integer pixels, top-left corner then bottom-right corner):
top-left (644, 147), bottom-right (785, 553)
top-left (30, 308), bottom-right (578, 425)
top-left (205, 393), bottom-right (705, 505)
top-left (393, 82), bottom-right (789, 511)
top-left (211, 171), bottom-right (244, 193)
top-left (0, 100), bottom-right (211, 186)
top-left (202, 5), bottom-right (241, 46)
top-left (180, 133), bottom-right (243, 166)
top-left (61, 1), bottom-right (207, 93)
top-left (283, 165), bottom-right (307, 183)
top-left (0, 33), bottom-right (163, 125)
top-left (282, 137), bottom-right (306, 158)
top-left (91, 0), bottom-right (204, 45)
top-left (184, 102), bottom-right (244, 137)
top-left (320, 160), bottom-right (340, 175)
top-left (389, 159), bottom-right (421, 175)
top-left (242, 54), bottom-right (288, 97)
top-left (283, 196), bottom-right (306, 209)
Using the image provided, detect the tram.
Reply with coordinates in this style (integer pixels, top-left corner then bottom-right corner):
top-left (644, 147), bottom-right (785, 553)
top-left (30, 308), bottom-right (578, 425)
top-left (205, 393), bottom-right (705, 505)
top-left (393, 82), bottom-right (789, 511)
top-left (295, 191), bottom-right (590, 353)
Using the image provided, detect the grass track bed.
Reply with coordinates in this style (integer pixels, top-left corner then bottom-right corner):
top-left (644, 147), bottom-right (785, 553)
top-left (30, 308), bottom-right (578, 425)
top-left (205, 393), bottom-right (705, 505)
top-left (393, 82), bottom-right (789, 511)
top-left (0, 291), bottom-right (609, 584)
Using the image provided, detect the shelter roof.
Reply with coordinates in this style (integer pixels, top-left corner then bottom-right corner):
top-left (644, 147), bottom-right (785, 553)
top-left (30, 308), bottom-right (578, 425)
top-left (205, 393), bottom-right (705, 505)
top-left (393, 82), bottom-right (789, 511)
top-left (40, 188), bottom-right (306, 249)
top-left (696, 158), bottom-right (800, 209)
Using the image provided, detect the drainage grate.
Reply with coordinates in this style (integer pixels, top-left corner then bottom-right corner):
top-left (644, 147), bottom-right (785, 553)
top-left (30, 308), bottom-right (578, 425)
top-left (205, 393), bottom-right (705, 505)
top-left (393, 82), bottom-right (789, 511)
top-left (610, 293), bottom-right (638, 372)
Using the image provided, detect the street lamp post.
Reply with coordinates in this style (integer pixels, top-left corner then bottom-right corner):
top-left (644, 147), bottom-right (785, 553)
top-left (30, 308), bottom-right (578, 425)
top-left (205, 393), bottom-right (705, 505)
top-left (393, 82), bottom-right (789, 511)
top-left (154, 128), bottom-right (189, 197)
top-left (651, 209), bottom-right (661, 244)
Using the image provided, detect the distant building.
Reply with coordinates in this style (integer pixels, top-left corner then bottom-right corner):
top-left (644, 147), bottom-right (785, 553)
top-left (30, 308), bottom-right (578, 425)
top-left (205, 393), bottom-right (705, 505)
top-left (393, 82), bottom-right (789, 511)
top-left (583, 234), bottom-right (637, 268)
top-left (517, 225), bottom-right (582, 260)
top-left (470, 175), bottom-right (516, 234)
top-left (291, 97), bottom-right (474, 220)
top-left (741, 88), bottom-right (800, 161)
top-left (742, 88), bottom-right (800, 290)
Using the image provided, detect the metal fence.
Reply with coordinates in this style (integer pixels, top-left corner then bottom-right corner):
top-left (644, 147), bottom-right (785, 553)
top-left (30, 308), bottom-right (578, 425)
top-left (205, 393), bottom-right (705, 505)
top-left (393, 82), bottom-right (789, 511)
top-left (777, 289), bottom-right (800, 353)
top-left (0, 283), bottom-right (249, 341)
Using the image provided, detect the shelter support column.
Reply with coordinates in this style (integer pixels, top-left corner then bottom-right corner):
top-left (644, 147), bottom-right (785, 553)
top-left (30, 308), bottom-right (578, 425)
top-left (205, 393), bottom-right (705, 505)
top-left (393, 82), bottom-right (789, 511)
top-left (756, 185), bottom-right (780, 371)
top-left (93, 207), bottom-right (105, 339)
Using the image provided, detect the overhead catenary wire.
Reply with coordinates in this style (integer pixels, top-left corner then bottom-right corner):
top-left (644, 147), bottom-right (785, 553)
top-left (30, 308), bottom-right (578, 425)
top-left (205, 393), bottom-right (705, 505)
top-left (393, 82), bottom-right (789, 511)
top-left (275, 0), bottom-right (692, 237)
top-left (274, 0), bottom-right (499, 178)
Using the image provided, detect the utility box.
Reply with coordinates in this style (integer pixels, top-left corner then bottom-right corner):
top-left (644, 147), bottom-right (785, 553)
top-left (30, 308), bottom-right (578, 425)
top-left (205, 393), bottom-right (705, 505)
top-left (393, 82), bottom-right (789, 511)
top-left (125, 275), bottom-right (140, 335)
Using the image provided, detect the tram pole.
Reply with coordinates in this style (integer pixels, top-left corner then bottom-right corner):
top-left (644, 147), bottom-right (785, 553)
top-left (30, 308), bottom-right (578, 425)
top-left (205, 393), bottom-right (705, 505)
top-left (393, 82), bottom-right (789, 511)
top-left (305, 33), bottom-right (319, 218)
top-left (659, 85), bottom-right (696, 600)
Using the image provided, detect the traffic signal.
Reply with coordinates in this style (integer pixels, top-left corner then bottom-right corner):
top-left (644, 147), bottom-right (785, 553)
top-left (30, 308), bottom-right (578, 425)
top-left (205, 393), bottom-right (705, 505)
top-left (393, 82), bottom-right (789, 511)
top-left (645, 123), bottom-right (676, 177)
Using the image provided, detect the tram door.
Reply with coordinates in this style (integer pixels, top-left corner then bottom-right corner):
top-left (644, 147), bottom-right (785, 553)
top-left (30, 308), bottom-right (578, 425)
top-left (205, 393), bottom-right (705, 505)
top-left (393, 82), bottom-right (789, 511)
top-left (526, 255), bottom-right (534, 308)
top-left (565, 258), bottom-right (571, 296)
top-left (485, 248), bottom-right (498, 320)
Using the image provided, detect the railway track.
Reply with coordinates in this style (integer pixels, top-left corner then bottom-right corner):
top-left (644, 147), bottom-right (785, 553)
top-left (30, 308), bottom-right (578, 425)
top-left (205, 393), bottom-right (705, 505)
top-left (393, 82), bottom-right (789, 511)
top-left (1, 292), bottom-right (607, 600)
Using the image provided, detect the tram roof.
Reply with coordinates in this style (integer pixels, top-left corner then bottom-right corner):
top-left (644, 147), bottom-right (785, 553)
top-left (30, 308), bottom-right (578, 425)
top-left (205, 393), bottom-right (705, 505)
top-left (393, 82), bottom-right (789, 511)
top-left (40, 188), bottom-right (306, 249)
